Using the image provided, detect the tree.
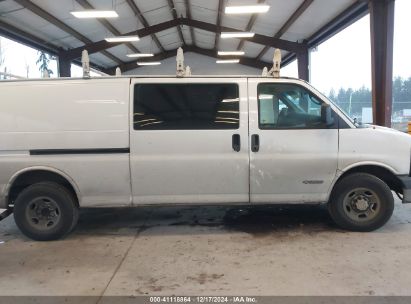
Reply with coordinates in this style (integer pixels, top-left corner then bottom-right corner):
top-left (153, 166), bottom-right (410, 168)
top-left (36, 51), bottom-right (53, 77)
top-left (328, 88), bottom-right (337, 102)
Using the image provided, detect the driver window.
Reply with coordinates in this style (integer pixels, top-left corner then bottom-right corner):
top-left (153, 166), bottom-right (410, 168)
top-left (258, 83), bottom-right (332, 129)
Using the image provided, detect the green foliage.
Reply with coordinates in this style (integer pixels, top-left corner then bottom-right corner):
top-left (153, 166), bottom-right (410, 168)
top-left (36, 51), bottom-right (53, 76)
top-left (328, 77), bottom-right (411, 117)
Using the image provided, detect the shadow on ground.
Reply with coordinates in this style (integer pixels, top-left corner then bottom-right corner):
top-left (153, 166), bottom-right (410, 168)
top-left (74, 204), bottom-right (337, 237)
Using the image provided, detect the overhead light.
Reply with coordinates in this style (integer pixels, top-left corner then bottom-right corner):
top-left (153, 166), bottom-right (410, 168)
top-left (127, 53), bottom-right (154, 58)
top-left (137, 62), bottom-right (161, 66)
top-left (221, 32), bottom-right (255, 39)
top-left (216, 59), bottom-right (240, 64)
top-left (105, 36), bottom-right (140, 43)
top-left (70, 10), bottom-right (118, 18)
top-left (225, 5), bottom-right (270, 14)
top-left (218, 51), bottom-right (245, 56)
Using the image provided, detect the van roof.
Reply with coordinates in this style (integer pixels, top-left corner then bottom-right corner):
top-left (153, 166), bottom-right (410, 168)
top-left (0, 75), bottom-right (302, 83)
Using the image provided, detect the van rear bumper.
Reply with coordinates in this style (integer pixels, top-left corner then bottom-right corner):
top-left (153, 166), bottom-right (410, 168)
top-left (398, 175), bottom-right (411, 204)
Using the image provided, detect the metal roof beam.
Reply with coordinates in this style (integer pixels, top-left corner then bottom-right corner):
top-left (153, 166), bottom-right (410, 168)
top-left (105, 49), bottom-right (178, 74)
top-left (256, 0), bottom-right (314, 60)
top-left (214, 0), bottom-right (224, 50)
top-left (63, 18), bottom-right (303, 60)
top-left (184, 0), bottom-right (196, 46)
top-left (186, 46), bottom-right (269, 70)
top-left (276, 1), bottom-right (369, 67)
top-left (236, 0), bottom-right (265, 51)
top-left (0, 20), bottom-right (106, 72)
top-left (13, 0), bottom-right (123, 65)
top-left (125, 0), bottom-right (165, 52)
top-left (181, 18), bottom-right (305, 53)
top-left (0, 19), bottom-right (61, 55)
top-left (307, 0), bottom-right (369, 48)
top-left (106, 46), bottom-right (272, 74)
top-left (74, 0), bottom-right (140, 55)
top-left (167, 0), bottom-right (186, 46)
top-left (63, 19), bottom-right (179, 60)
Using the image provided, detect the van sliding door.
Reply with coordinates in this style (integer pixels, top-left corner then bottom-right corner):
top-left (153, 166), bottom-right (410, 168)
top-left (129, 78), bottom-right (250, 205)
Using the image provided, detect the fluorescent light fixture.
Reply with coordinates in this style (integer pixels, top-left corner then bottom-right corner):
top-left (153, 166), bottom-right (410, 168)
top-left (225, 5), bottom-right (270, 14)
top-left (71, 10), bottom-right (118, 18)
top-left (218, 51), bottom-right (245, 56)
top-left (127, 53), bottom-right (154, 58)
top-left (221, 32), bottom-right (255, 39)
top-left (137, 62), bottom-right (161, 66)
top-left (216, 59), bottom-right (240, 64)
top-left (105, 36), bottom-right (140, 43)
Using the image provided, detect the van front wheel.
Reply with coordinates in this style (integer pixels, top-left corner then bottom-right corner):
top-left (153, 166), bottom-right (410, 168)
top-left (13, 182), bottom-right (79, 241)
top-left (328, 173), bottom-right (394, 231)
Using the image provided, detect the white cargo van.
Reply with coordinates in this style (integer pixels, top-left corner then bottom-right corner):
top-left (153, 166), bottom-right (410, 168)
top-left (0, 76), bottom-right (410, 240)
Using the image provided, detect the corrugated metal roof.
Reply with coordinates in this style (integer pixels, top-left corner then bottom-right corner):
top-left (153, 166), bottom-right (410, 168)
top-left (0, 0), bottom-right (365, 72)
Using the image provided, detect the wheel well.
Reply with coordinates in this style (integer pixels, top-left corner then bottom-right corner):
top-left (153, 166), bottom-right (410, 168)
top-left (7, 170), bottom-right (79, 207)
top-left (337, 165), bottom-right (403, 194)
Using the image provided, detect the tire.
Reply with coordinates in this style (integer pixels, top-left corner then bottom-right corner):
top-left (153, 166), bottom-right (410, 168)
top-left (13, 182), bottom-right (79, 241)
top-left (328, 173), bottom-right (394, 232)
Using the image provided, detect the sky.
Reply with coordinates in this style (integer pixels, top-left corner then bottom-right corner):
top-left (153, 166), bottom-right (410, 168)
top-left (1, 0), bottom-right (410, 95)
top-left (282, 0), bottom-right (411, 94)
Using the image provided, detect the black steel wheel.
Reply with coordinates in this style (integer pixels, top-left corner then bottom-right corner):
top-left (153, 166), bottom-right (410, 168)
top-left (13, 182), bottom-right (79, 241)
top-left (328, 173), bottom-right (394, 231)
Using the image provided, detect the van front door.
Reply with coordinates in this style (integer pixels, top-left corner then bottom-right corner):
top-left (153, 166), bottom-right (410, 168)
top-left (130, 78), bottom-right (249, 205)
top-left (248, 79), bottom-right (339, 204)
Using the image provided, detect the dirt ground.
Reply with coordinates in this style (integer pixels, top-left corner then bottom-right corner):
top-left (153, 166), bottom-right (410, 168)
top-left (1, 197), bottom-right (411, 297)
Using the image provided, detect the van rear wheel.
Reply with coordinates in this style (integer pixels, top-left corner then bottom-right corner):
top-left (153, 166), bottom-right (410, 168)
top-left (13, 182), bottom-right (79, 241)
top-left (328, 173), bottom-right (394, 231)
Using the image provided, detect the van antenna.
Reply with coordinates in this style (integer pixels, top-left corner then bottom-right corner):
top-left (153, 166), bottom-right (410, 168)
top-left (115, 67), bottom-right (122, 76)
top-left (176, 47), bottom-right (185, 77)
top-left (82, 49), bottom-right (90, 78)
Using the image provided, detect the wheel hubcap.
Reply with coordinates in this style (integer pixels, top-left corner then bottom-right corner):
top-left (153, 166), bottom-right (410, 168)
top-left (25, 197), bottom-right (61, 231)
top-left (342, 188), bottom-right (380, 222)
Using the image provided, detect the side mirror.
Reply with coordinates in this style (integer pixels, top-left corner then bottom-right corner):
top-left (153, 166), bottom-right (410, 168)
top-left (321, 103), bottom-right (335, 126)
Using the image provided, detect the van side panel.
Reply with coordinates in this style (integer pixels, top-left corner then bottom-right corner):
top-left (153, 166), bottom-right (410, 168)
top-left (0, 79), bottom-right (132, 207)
top-left (338, 127), bottom-right (411, 175)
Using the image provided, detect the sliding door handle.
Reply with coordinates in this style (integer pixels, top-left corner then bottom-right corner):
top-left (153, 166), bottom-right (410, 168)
top-left (232, 134), bottom-right (241, 152)
top-left (251, 134), bottom-right (260, 152)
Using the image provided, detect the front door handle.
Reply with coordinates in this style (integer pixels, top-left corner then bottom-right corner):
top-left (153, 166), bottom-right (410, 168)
top-left (232, 134), bottom-right (241, 152)
top-left (251, 134), bottom-right (260, 152)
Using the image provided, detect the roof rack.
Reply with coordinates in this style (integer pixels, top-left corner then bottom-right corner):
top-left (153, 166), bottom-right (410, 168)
top-left (262, 48), bottom-right (281, 78)
top-left (176, 47), bottom-right (191, 77)
top-left (82, 50), bottom-right (90, 78)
